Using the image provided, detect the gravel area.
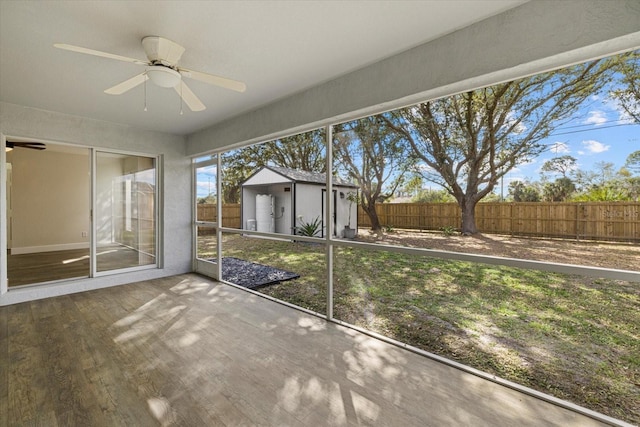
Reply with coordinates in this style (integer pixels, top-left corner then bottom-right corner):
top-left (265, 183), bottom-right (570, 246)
top-left (219, 256), bottom-right (299, 288)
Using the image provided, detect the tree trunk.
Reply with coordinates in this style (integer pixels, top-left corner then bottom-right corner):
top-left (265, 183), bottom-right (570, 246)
top-left (363, 203), bottom-right (381, 231)
top-left (460, 199), bottom-right (479, 235)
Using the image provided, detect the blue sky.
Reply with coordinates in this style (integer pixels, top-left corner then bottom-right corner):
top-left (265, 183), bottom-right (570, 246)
top-left (505, 93), bottom-right (639, 185)
top-left (196, 164), bottom-right (217, 198)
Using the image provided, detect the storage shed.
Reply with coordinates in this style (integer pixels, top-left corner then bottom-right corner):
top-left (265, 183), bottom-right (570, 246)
top-left (241, 166), bottom-right (358, 238)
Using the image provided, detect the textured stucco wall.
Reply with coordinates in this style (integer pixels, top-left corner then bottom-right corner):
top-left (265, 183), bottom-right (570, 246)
top-left (187, 0), bottom-right (640, 155)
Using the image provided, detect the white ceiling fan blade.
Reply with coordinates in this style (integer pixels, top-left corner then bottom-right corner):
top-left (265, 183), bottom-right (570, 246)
top-left (180, 68), bottom-right (246, 93)
top-left (54, 43), bottom-right (148, 65)
top-left (175, 82), bottom-right (206, 111)
top-left (104, 73), bottom-right (149, 95)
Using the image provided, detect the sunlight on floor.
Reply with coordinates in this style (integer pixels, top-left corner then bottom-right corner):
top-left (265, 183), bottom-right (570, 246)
top-left (62, 249), bottom-right (118, 264)
top-left (147, 397), bottom-right (176, 426)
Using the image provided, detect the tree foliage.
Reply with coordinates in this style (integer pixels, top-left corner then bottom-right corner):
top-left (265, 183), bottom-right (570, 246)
top-left (411, 188), bottom-right (456, 203)
top-left (625, 150), bottom-right (640, 175)
top-left (334, 114), bottom-right (415, 231)
top-left (399, 174), bottom-right (424, 198)
top-left (540, 155), bottom-right (577, 178)
top-left (386, 56), bottom-right (618, 234)
top-left (611, 50), bottom-right (640, 123)
top-left (543, 177), bottom-right (576, 202)
top-left (571, 184), bottom-right (631, 202)
top-left (508, 181), bottom-right (541, 202)
top-left (221, 129), bottom-right (325, 203)
top-left (592, 161), bottom-right (616, 186)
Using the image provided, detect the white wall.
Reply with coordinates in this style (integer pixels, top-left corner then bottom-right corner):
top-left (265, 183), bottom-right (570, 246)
top-left (295, 183), bottom-right (324, 235)
top-left (269, 184), bottom-right (292, 234)
top-left (294, 183), bottom-right (356, 237)
top-left (0, 102), bottom-right (191, 305)
top-left (241, 187), bottom-right (258, 230)
top-left (186, 0), bottom-right (640, 155)
top-left (7, 147), bottom-right (90, 253)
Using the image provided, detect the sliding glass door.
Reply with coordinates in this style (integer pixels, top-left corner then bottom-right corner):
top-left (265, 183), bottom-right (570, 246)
top-left (95, 152), bottom-right (157, 272)
top-left (3, 141), bottom-right (159, 288)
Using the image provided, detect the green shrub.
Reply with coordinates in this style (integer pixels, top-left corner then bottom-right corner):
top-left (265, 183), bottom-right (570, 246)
top-left (440, 225), bottom-right (457, 236)
top-left (295, 216), bottom-right (322, 237)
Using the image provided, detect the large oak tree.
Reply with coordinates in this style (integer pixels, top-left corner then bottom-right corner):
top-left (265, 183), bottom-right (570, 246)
top-left (386, 56), bottom-right (619, 234)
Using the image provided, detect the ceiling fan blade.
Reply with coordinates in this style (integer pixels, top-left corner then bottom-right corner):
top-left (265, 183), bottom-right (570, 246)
top-left (179, 68), bottom-right (246, 93)
top-left (7, 141), bottom-right (46, 150)
top-left (104, 73), bottom-right (149, 95)
top-left (54, 43), bottom-right (148, 65)
top-left (22, 144), bottom-right (47, 150)
top-left (175, 82), bottom-right (206, 112)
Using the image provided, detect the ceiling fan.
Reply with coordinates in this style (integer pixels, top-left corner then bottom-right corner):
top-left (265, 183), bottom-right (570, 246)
top-left (6, 141), bottom-right (46, 151)
top-left (54, 36), bottom-right (246, 112)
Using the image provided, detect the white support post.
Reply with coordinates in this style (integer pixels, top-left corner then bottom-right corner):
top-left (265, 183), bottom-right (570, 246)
top-left (216, 154), bottom-right (223, 281)
top-left (90, 149), bottom-right (97, 278)
top-left (325, 124), bottom-right (334, 320)
top-left (0, 133), bottom-right (7, 295)
top-left (191, 158), bottom-right (198, 272)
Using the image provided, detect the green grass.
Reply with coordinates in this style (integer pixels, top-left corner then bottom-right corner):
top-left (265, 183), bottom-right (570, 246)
top-left (198, 233), bottom-right (640, 424)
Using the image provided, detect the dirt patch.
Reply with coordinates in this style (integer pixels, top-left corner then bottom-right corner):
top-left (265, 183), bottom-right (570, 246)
top-left (355, 229), bottom-right (640, 271)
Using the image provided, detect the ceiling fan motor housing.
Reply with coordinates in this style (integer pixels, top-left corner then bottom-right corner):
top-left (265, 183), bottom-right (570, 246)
top-left (142, 36), bottom-right (185, 66)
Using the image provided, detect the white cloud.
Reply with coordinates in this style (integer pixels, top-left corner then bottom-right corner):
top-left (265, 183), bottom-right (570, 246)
top-left (548, 141), bottom-right (570, 154)
top-left (581, 139), bottom-right (610, 154)
top-left (506, 110), bottom-right (527, 134)
top-left (604, 96), bottom-right (636, 124)
top-left (578, 150), bottom-right (586, 156)
top-left (583, 110), bottom-right (608, 126)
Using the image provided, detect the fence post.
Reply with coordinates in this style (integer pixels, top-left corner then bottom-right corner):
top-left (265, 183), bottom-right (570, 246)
top-left (510, 203), bottom-right (514, 237)
top-left (576, 203), bottom-right (580, 241)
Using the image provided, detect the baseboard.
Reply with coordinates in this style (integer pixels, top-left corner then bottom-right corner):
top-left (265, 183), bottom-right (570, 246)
top-left (11, 242), bottom-right (90, 255)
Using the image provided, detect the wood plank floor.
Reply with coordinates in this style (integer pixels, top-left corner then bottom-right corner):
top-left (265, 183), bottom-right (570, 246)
top-left (0, 274), bottom-right (613, 426)
top-left (7, 246), bottom-right (154, 287)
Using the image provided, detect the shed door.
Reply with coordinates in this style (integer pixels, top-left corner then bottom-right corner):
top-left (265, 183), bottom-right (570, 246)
top-left (321, 189), bottom-right (337, 237)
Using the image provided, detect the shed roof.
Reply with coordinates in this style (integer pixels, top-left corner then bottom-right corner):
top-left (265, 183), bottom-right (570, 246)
top-left (244, 166), bottom-right (357, 188)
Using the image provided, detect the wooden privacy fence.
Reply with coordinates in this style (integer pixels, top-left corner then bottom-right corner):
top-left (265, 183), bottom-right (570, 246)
top-left (197, 204), bottom-right (241, 229)
top-left (357, 202), bottom-right (640, 242)
top-left (199, 202), bottom-right (640, 242)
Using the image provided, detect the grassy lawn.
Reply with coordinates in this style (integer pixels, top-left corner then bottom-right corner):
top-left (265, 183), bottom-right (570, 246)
top-left (199, 233), bottom-right (640, 424)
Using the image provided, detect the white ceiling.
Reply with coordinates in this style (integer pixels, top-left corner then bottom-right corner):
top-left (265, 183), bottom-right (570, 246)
top-left (0, 1), bottom-right (526, 136)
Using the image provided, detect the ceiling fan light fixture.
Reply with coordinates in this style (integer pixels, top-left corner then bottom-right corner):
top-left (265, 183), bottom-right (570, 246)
top-left (146, 65), bottom-right (181, 88)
